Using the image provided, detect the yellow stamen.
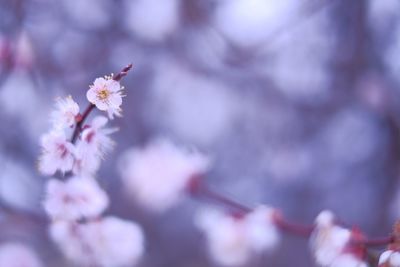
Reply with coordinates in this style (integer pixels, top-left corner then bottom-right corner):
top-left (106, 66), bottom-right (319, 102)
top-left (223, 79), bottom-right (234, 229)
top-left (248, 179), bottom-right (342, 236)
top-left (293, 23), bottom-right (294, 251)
top-left (97, 88), bottom-right (110, 100)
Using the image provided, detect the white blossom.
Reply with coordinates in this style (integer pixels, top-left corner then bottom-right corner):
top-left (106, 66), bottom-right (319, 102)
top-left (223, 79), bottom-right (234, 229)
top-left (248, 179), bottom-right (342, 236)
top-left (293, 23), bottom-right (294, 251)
top-left (379, 250), bottom-right (400, 267)
top-left (73, 116), bottom-right (116, 175)
top-left (50, 216), bottom-right (145, 267)
top-left (330, 254), bottom-right (368, 267)
top-left (0, 243), bottom-right (43, 267)
top-left (87, 77), bottom-right (123, 119)
top-left (38, 131), bottom-right (75, 176)
top-left (310, 210), bottom-right (352, 267)
top-left (51, 95), bottom-right (80, 129)
top-left (44, 176), bottom-right (109, 221)
top-left (195, 206), bottom-right (279, 266)
top-left (119, 137), bottom-right (210, 212)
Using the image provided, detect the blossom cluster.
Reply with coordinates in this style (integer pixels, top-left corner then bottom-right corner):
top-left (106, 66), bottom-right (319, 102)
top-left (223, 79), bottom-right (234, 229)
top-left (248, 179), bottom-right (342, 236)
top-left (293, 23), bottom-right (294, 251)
top-left (38, 68), bottom-right (145, 267)
top-left (32, 65), bottom-right (400, 267)
top-left (117, 137), bottom-right (399, 267)
top-left (0, 243), bottom-right (44, 267)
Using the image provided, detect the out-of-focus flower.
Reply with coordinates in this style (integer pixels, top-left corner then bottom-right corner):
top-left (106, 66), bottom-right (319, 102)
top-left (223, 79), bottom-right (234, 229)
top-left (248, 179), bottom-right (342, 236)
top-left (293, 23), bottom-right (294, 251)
top-left (195, 206), bottom-right (279, 266)
top-left (0, 243), bottom-right (43, 267)
top-left (84, 216), bottom-right (145, 267)
top-left (330, 254), bottom-right (368, 267)
top-left (87, 77), bottom-right (123, 119)
top-left (73, 116), bottom-right (116, 175)
top-left (38, 131), bottom-right (75, 176)
top-left (379, 250), bottom-right (400, 267)
top-left (50, 216), bottom-right (144, 267)
top-left (51, 96), bottom-right (80, 129)
top-left (124, 0), bottom-right (179, 42)
top-left (119, 138), bottom-right (210, 212)
top-left (44, 176), bottom-right (109, 221)
top-left (14, 32), bottom-right (35, 69)
top-left (310, 210), bottom-right (353, 267)
top-left (214, 0), bottom-right (298, 47)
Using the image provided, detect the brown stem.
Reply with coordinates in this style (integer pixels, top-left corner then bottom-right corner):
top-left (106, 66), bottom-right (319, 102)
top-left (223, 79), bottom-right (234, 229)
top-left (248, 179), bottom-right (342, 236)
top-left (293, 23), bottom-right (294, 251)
top-left (113, 64), bottom-right (133, 82)
top-left (355, 236), bottom-right (394, 247)
top-left (187, 177), bottom-right (394, 245)
top-left (273, 214), bottom-right (314, 237)
top-left (71, 104), bottom-right (95, 144)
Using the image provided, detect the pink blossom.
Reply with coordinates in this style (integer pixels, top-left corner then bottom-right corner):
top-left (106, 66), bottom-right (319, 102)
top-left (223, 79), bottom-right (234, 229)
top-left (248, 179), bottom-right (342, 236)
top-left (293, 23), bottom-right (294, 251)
top-left (38, 131), bottom-right (75, 176)
top-left (50, 216), bottom-right (145, 267)
top-left (379, 250), bottom-right (400, 267)
top-left (195, 206), bottom-right (279, 266)
top-left (51, 95), bottom-right (80, 129)
top-left (73, 116), bottom-right (116, 175)
top-left (119, 137), bottom-right (210, 212)
top-left (86, 77), bottom-right (123, 119)
top-left (330, 254), bottom-right (368, 267)
top-left (310, 210), bottom-right (353, 267)
top-left (0, 243), bottom-right (43, 267)
top-left (44, 176), bottom-right (109, 220)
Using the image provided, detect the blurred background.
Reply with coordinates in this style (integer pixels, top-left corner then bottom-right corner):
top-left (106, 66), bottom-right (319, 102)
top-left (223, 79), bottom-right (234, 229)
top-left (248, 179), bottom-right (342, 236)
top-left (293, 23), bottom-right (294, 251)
top-left (1, 0), bottom-right (400, 266)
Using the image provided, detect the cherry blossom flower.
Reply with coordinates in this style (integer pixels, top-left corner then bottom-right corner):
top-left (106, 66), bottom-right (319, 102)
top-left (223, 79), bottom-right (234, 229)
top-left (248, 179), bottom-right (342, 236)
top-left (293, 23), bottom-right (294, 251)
top-left (38, 131), bottom-right (75, 176)
top-left (44, 176), bottom-right (109, 221)
top-left (73, 116), bottom-right (116, 175)
top-left (330, 254), bottom-right (368, 267)
top-left (49, 221), bottom-right (94, 266)
top-left (119, 137), bottom-right (210, 212)
top-left (379, 250), bottom-right (400, 267)
top-left (87, 77), bottom-right (123, 119)
top-left (195, 206), bottom-right (279, 266)
top-left (50, 216), bottom-right (145, 267)
top-left (310, 210), bottom-right (353, 267)
top-left (0, 243), bottom-right (43, 267)
top-left (51, 95), bottom-right (80, 129)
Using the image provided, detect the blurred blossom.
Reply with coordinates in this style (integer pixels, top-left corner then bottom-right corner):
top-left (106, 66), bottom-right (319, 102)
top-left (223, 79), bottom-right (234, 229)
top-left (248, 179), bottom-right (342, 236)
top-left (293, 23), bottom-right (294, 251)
top-left (321, 108), bottom-right (381, 165)
top-left (44, 176), bottom-right (109, 221)
top-left (195, 206), bottom-right (279, 266)
top-left (61, 0), bottom-right (111, 30)
top-left (356, 73), bottom-right (390, 113)
top-left (74, 116), bottom-right (117, 176)
top-left (38, 131), bottom-right (75, 176)
top-left (14, 32), bottom-right (35, 70)
top-left (0, 243), bottom-right (43, 267)
top-left (124, 0), bottom-right (180, 42)
top-left (379, 250), bottom-right (400, 267)
top-left (368, 0), bottom-right (400, 31)
top-left (384, 25), bottom-right (400, 85)
top-left (263, 9), bottom-right (333, 104)
top-left (118, 137), bottom-right (210, 212)
top-left (309, 211), bottom-right (363, 267)
top-left (329, 254), bottom-right (368, 267)
top-left (0, 71), bottom-right (48, 138)
top-left (50, 216), bottom-right (144, 267)
top-left (0, 159), bottom-right (41, 211)
top-left (50, 96), bottom-right (80, 130)
top-left (150, 59), bottom-right (239, 146)
top-left (214, 0), bottom-right (299, 47)
top-left (267, 145), bottom-right (313, 182)
top-left (183, 28), bottom-right (228, 71)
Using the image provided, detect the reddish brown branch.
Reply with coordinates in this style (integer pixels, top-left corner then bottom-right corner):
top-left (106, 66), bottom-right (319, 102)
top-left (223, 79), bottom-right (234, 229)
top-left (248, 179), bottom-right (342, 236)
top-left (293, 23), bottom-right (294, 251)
top-left (355, 236), bottom-right (394, 247)
top-left (273, 214), bottom-right (314, 237)
top-left (187, 176), bottom-right (394, 247)
top-left (113, 64), bottom-right (133, 82)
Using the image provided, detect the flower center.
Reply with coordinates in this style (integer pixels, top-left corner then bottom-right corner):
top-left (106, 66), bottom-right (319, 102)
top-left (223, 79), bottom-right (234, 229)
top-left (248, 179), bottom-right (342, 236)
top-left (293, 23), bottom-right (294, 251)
top-left (97, 88), bottom-right (110, 100)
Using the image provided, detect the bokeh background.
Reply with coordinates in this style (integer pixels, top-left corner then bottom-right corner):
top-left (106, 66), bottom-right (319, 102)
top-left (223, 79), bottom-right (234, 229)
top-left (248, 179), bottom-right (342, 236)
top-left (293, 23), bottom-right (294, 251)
top-left (1, 0), bottom-right (400, 266)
